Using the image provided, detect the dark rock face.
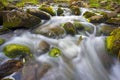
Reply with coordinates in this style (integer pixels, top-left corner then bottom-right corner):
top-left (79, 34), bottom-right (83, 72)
top-left (2, 10), bottom-right (41, 30)
top-left (27, 9), bottom-right (51, 20)
top-left (0, 60), bottom-right (23, 79)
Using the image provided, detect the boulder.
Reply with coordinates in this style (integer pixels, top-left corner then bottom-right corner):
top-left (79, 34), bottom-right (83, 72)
top-left (83, 11), bottom-right (96, 18)
top-left (27, 9), bottom-right (51, 20)
top-left (3, 44), bottom-right (33, 58)
top-left (63, 22), bottom-right (76, 35)
top-left (0, 26), bottom-right (10, 35)
top-left (106, 28), bottom-right (120, 58)
top-left (34, 26), bottom-right (65, 38)
top-left (49, 47), bottom-right (61, 57)
top-left (39, 5), bottom-right (56, 16)
top-left (57, 7), bottom-right (64, 16)
top-left (70, 6), bottom-right (81, 15)
top-left (2, 10), bottom-right (41, 30)
top-left (0, 38), bottom-right (5, 46)
top-left (106, 18), bottom-right (120, 25)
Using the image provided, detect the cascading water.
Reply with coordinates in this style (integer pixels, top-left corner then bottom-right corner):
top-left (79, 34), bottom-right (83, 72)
top-left (0, 7), bottom-right (120, 80)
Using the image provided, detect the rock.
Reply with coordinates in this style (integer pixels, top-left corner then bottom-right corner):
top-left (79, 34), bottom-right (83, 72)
top-left (106, 28), bottom-right (120, 58)
top-left (100, 25), bottom-right (117, 36)
top-left (100, 11), bottom-right (117, 20)
top-left (3, 10), bottom-right (41, 30)
top-left (73, 21), bottom-right (84, 31)
top-left (34, 26), bottom-right (65, 38)
top-left (0, 26), bottom-right (10, 35)
top-left (88, 15), bottom-right (105, 23)
top-left (27, 9), bottom-right (51, 20)
top-left (63, 22), bottom-right (76, 35)
top-left (0, 2), bottom-right (5, 11)
top-left (3, 44), bottom-right (32, 58)
top-left (57, 7), bottom-right (64, 16)
top-left (0, 60), bottom-right (23, 79)
top-left (83, 11), bottom-right (96, 18)
top-left (0, 38), bottom-right (5, 46)
top-left (70, 6), bottom-right (81, 15)
top-left (37, 41), bottom-right (50, 54)
top-left (2, 78), bottom-right (14, 80)
top-left (49, 47), bottom-right (61, 57)
top-left (39, 5), bottom-right (56, 16)
top-left (106, 18), bottom-right (120, 25)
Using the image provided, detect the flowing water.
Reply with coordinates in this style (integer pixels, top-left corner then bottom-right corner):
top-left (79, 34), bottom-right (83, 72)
top-left (0, 7), bottom-right (120, 80)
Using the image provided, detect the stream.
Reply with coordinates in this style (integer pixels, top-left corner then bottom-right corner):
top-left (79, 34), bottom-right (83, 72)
top-left (0, 6), bottom-right (120, 80)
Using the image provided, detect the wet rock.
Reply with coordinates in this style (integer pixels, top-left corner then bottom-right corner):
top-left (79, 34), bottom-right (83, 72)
top-left (57, 7), bottom-right (64, 16)
top-left (100, 24), bottom-right (117, 36)
top-left (49, 47), bottom-right (61, 57)
top-left (34, 26), bottom-right (65, 38)
top-left (70, 6), bottom-right (81, 15)
top-left (106, 18), bottom-right (120, 25)
top-left (63, 22), bottom-right (76, 35)
top-left (73, 21), bottom-right (84, 31)
top-left (0, 2), bottom-right (5, 11)
top-left (37, 41), bottom-right (50, 54)
top-left (3, 10), bottom-right (41, 30)
top-left (100, 11), bottom-right (117, 20)
top-left (0, 26), bottom-right (10, 35)
top-left (83, 11), bottom-right (96, 18)
top-left (106, 28), bottom-right (120, 58)
top-left (39, 5), bottom-right (56, 16)
top-left (27, 9), bottom-right (51, 20)
top-left (70, 1), bottom-right (88, 7)
top-left (3, 44), bottom-right (33, 58)
top-left (0, 60), bottom-right (23, 79)
top-left (2, 78), bottom-right (14, 80)
top-left (0, 38), bottom-right (5, 46)
top-left (88, 15), bottom-right (105, 23)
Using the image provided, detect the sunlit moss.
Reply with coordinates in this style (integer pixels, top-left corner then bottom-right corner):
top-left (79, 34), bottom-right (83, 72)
top-left (106, 28), bottom-right (120, 57)
top-left (0, 38), bottom-right (5, 46)
top-left (3, 44), bottom-right (32, 58)
top-left (49, 47), bottom-right (61, 57)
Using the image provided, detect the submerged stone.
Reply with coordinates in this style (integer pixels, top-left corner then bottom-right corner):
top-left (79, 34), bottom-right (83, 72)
top-left (39, 5), bottom-right (56, 16)
top-left (49, 47), bottom-right (61, 57)
top-left (3, 44), bottom-right (32, 58)
top-left (106, 28), bottom-right (120, 58)
top-left (0, 27), bottom-right (10, 35)
top-left (57, 7), bottom-right (64, 16)
top-left (63, 22), bottom-right (76, 35)
top-left (70, 6), bottom-right (81, 15)
top-left (3, 10), bottom-right (41, 30)
top-left (0, 38), bottom-right (5, 46)
top-left (27, 9), bottom-right (51, 20)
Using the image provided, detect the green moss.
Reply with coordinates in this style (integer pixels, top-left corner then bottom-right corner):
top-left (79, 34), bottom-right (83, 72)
top-left (70, 6), bottom-right (81, 15)
top-left (73, 21), bottom-right (84, 31)
top-left (3, 44), bottom-right (32, 58)
top-left (57, 7), bottom-right (64, 16)
top-left (49, 47), bottom-right (61, 57)
top-left (63, 22), bottom-right (76, 35)
top-left (83, 11), bottom-right (96, 18)
top-left (0, 38), bottom-right (5, 46)
top-left (106, 28), bottom-right (120, 57)
top-left (39, 5), bottom-right (56, 16)
top-left (0, 27), bottom-right (10, 34)
top-left (2, 78), bottom-right (14, 80)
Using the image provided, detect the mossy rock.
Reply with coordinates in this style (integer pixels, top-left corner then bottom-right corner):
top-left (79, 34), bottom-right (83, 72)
top-left (100, 25), bottom-right (117, 36)
top-left (106, 28), bottom-right (120, 57)
top-left (0, 38), bottom-right (5, 46)
top-left (39, 5), bottom-right (56, 16)
top-left (34, 26), bottom-right (65, 38)
top-left (27, 9), bottom-right (51, 20)
top-left (63, 22), bottom-right (76, 35)
top-left (3, 44), bottom-right (32, 58)
top-left (2, 78), bottom-right (14, 80)
top-left (83, 11), bottom-right (96, 18)
top-left (49, 47), bottom-right (61, 57)
top-left (0, 26), bottom-right (10, 35)
top-left (73, 21), bottom-right (84, 31)
top-left (106, 18), bottom-right (120, 25)
top-left (57, 7), bottom-right (64, 16)
top-left (3, 10), bottom-right (41, 30)
top-left (88, 15), bottom-right (105, 23)
top-left (70, 6), bottom-right (81, 15)
top-left (0, 2), bottom-right (5, 11)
